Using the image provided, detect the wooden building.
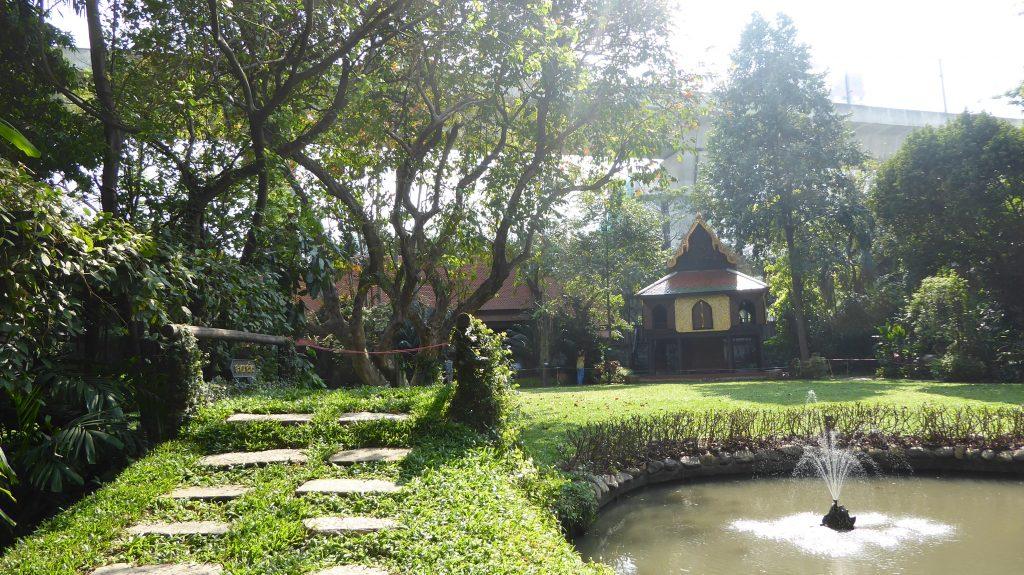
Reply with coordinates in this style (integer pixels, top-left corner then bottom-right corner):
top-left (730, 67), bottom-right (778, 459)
top-left (635, 216), bottom-right (769, 373)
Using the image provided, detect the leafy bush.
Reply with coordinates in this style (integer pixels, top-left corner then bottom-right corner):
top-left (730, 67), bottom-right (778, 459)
top-left (875, 322), bottom-right (913, 378)
top-left (182, 250), bottom-right (300, 377)
top-left (593, 360), bottom-right (631, 384)
top-left (552, 478), bottom-right (599, 535)
top-left (790, 354), bottom-right (829, 379)
top-left (0, 160), bottom-right (191, 530)
top-left (877, 270), bottom-right (1022, 382)
top-left (932, 349), bottom-right (988, 382)
top-left (446, 314), bottom-right (518, 442)
top-left (907, 270), bottom-right (971, 355)
top-left (1, 158), bottom-right (307, 533)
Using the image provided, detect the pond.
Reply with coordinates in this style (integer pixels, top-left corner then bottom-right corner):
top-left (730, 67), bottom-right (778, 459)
top-left (576, 476), bottom-right (1024, 575)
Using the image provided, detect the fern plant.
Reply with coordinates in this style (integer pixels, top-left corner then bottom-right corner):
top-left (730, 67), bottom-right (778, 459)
top-left (0, 447), bottom-right (14, 527)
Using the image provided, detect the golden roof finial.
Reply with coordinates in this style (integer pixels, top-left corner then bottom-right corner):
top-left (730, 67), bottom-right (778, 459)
top-left (666, 213), bottom-right (738, 269)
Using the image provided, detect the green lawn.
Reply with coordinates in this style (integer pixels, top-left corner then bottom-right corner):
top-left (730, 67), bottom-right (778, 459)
top-left (2, 385), bottom-right (606, 575)
top-left (519, 378), bottom-right (1024, 465)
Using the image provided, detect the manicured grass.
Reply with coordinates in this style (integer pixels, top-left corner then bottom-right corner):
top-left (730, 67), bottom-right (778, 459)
top-left (519, 378), bottom-right (1024, 465)
top-left (1, 385), bottom-right (608, 575)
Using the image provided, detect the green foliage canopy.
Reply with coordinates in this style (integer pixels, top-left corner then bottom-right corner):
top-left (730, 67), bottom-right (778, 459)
top-left (871, 113), bottom-right (1024, 328)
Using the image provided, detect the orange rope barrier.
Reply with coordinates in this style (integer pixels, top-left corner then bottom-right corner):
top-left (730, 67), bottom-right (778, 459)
top-left (295, 339), bottom-right (448, 355)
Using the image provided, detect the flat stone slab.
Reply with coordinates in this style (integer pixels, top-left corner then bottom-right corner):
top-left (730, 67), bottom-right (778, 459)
top-left (92, 564), bottom-right (223, 575)
top-left (126, 521), bottom-right (230, 536)
top-left (296, 478), bottom-right (401, 495)
top-left (304, 516), bottom-right (398, 535)
top-left (329, 448), bottom-right (410, 465)
top-left (226, 413), bottom-right (314, 425)
top-left (337, 412), bottom-right (410, 425)
top-left (164, 485), bottom-right (249, 501)
top-left (199, 448), bottom-right (308, 469)
top-left (312, 567), bottom-right (390, 575)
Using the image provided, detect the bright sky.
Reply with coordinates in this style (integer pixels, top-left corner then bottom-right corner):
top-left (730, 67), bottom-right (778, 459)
top-left (671, 0), bottom-right (1024, 118)
top-left (49, 0), bottom-right (1024, 118)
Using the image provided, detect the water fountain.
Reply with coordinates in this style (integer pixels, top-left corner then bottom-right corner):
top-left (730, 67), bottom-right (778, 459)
top-left (799, 392), bottom-right (860, 530)
top-left (574, 388), bottom-right (1014, 573)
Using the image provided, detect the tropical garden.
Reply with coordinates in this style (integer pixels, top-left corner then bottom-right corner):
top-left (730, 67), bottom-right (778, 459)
top-left (1, 0), bottom-right (1023, 572)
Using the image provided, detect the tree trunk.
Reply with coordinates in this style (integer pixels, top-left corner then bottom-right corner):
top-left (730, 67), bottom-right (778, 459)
top-left (784, 223), bottom-right (811, 361)
top-left (350, 352), bottom-right (391, 388)
top-left (538, 312), bottom-right (552, 371)
top-left (181, 198), bottom-right (206, 247)
top-left (240, 121), bottom-right (268, 263)
top-left (84, 0), bottom-right (123, 216)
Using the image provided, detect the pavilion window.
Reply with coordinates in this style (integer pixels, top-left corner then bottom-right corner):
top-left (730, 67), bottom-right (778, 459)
top-left (692, 300), bottom-right (713, 330)
top-left (738, 300), bottom-right (756, 325)
top-left (652, 304), bottom-right (668, 329)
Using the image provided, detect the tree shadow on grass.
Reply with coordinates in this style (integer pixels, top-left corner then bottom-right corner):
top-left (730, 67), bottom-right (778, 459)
top-left (695, 380), bottom-right (904, 406)
top-left (519, 383), bottom-right (652, 395)
top-left (395, 385), bottom-right (498, 482)
top-left (917, 383), bottom-right (1024, 405)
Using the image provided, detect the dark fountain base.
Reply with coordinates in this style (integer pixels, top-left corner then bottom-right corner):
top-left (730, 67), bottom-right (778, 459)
top-left (822, 501), bottom-right (856, 531)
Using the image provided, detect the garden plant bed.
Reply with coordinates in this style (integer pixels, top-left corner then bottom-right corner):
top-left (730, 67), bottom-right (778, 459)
top-left (520, 379), bottom-right (1024, 465)
top-left (554, 400), bottom-right (1024, 517)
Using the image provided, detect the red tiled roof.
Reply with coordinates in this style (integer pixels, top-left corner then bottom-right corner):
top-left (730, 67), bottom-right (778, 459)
top-left (300, 265), bottom-right (558, 317)
top-left (636, 269), bottom-right (767, 297)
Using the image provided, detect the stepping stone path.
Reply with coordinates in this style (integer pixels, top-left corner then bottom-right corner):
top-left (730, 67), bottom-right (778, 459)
top-left (99, 402), bottom-right (409, 575)
top-left (329, 447), bottom-right (410, 465)
top-left (303, 516), bottom-right (398, 535)
top-left (226, 413), bottom-right (314, 425)
top-left (338, 412), bottom-right (410, 425)
top-left (126, 521), bottom-right (230, 536)
top-left (92, 564), bottom-right (223, 575)
top-left (164, 485), bottom-right (249, 501)
top-left (296, 478), bottom-right (401, 495)
top-left (199, 448), bottom-right (308, 469)
top-left (313, 567), bottom-right (390, 575)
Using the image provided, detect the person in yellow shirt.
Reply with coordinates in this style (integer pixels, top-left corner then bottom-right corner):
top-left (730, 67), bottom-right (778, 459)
top-left (576, 351), bottom-right (586, 385)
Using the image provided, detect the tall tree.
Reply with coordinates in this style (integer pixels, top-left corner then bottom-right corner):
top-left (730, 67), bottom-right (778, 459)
top-left (698, 13), bottom-right (862, 361)
top-left (527, 188), bottom-right (668, 368)
top-left (297, 0), bottom-right (693, 386)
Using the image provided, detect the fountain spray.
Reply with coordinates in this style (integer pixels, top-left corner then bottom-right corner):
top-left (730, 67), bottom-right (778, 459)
top-left (818, 415), bottom-right (856, 531)
top-left (797, 392), bottom-right (860, 530)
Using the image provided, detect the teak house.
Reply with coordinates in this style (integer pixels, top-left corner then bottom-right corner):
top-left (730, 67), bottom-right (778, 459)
top-left (635, 216), bottom-right (769, 373)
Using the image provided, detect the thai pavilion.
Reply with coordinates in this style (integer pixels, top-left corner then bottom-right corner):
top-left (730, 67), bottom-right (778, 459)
top-left (635, 215), bottom-right (769, 373)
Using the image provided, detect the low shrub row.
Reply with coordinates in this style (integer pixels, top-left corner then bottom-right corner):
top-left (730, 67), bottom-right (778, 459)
top-left (563, 403), bottom-right (1024, 474)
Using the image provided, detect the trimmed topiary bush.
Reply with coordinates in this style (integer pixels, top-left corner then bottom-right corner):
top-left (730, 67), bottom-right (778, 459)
top-left (446, 314), bottom-right (518, 443)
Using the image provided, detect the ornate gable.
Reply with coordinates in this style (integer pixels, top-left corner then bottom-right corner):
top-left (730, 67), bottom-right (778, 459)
top-left (666, 214), bottom-right (739, 271)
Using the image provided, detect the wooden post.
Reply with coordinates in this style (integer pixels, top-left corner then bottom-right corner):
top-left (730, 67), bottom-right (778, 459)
top-left (162, 324), bottom-right (291, 347)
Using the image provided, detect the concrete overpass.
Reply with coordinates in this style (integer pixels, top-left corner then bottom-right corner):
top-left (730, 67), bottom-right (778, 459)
top-left (650, 103), bottom-right (1023, 245)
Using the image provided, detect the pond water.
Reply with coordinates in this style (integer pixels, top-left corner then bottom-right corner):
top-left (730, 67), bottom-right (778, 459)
top-left (576, 476), bottom-right (1024, 575)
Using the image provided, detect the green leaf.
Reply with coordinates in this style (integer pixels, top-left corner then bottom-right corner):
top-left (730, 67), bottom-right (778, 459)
top-left (0, 119), bottom-right (41, 158)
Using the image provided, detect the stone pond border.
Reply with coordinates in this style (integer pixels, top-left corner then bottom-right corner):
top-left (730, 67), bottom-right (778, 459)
top-left (584, 444), bottom-right (1024, 510)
